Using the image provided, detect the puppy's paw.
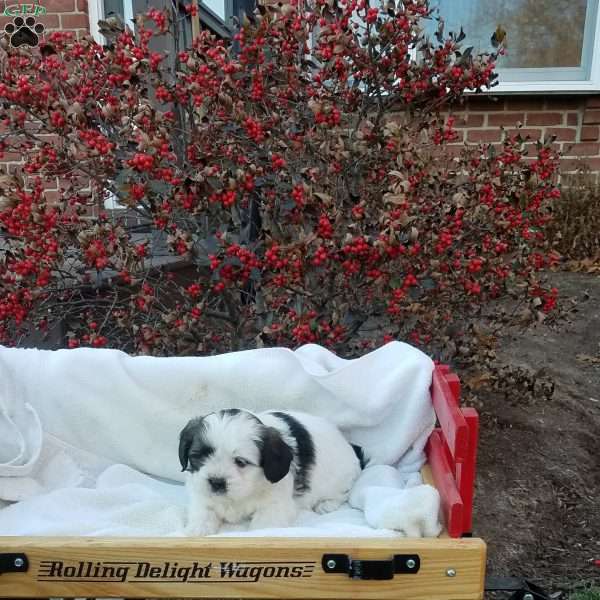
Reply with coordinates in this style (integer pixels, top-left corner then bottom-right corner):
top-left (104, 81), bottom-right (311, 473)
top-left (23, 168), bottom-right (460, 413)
top-left (184, 509), bottom-right (221, 537)
top-left (184, 521), bottom-right (219, 537)
top-left (250, 505), bottom-right (297, 530)
top-left (313, 496), bottom-right (346, 515)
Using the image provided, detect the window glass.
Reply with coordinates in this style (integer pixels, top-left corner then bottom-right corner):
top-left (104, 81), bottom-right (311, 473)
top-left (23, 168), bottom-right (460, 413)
top-left (201, 0), bottom-right (225, 20)
top-left (103, 0), bottom-right (125, 19)
top-left (426, 0), bottom-right (598, 81)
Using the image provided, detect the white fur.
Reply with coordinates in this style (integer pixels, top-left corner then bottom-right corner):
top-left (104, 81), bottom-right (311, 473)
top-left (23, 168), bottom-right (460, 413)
top-left (361, 484), bottom-right (442, 537)
top-left (183, 410), bottom-right (361, 536)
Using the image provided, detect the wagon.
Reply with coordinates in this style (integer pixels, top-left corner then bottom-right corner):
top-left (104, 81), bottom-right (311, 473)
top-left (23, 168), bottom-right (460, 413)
top-left (0, 364), bottom-right (548, 600)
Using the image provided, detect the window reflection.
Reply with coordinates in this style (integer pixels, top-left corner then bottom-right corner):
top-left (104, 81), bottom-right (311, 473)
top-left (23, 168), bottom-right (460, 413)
top-left (427, 0), bottom-right (589, 69)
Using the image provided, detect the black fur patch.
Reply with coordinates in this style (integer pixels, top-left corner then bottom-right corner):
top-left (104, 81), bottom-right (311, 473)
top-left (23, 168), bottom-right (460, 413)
top-left (258, 426), bottom-right (294, 484)
top-left (271, 412), bottom-right (315, 496)
top-left (178, 417), bottom-right (214, 472)
top-left (351, 444), bottom-right (367, 469)
top-left (220, 408), bottom-right (241, 417)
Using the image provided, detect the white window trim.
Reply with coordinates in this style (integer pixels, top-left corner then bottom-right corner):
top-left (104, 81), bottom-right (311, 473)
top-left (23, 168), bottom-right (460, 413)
top-left (88, 0), bottom-right (134, 44)
top-left (88, 0), bottom-right (232, 44)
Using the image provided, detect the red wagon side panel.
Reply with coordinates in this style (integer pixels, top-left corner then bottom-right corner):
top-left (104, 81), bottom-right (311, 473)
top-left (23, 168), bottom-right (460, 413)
top-left (426, 365), bottom-right (479, 538)
top-left (430, 369), bottom-right (469, 463)
top-left (426, 430), bottom-right (464, 538)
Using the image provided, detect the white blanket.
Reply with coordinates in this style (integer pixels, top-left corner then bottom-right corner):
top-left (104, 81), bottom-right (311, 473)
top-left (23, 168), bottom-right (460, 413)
top-left (0, 341), bottom-right (438, 537)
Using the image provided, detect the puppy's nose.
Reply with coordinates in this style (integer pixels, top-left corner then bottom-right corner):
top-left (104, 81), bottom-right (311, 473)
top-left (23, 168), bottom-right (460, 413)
top-left (208, 477), bottom-right (227, 494)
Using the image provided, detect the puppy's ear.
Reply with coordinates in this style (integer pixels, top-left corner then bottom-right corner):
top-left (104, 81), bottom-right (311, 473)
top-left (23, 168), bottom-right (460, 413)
top-left (260, 427), bottom-right (293, 483)
top-left (179, 417), bottom-right (203, 472)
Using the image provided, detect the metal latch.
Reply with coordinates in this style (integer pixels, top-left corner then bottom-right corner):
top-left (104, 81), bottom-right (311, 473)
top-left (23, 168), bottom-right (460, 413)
top-left (322, 553), bottom-right (420, 580)
top-left (0, 554), bottom-right (28, 575)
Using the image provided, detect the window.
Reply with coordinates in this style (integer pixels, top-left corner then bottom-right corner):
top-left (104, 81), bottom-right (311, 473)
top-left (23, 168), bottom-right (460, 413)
top-left (88, 0), bottom-right (252, 209)
top-left (89, 0), bottom-right (241, 44)
top-left (425, 0), bottom-right (600, 92)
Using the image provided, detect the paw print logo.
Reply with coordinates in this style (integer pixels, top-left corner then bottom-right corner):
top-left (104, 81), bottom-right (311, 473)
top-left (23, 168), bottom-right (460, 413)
top-left (4, 16), bottom-right (45, 48)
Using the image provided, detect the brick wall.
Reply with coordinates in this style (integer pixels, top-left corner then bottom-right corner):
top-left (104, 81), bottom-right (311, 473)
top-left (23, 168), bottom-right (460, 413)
top-left (448, 95), bottom-right (600, 181)
top-left (0, 0), bottom-right (89, 38)
top-left (0, 0), bottom-right (91, 202)
top-left (2, 0), bottom-right (600, 185)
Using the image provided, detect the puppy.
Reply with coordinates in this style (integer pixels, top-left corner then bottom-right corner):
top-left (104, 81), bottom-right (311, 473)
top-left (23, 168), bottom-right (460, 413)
top-left (179, 408), bottom-right (362, 535)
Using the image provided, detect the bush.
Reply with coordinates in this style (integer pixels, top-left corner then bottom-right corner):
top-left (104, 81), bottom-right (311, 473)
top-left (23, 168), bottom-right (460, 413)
top-left (0, 0), bottom-right (561, 357)
top-left (548, 169), bottom-right (600, 261)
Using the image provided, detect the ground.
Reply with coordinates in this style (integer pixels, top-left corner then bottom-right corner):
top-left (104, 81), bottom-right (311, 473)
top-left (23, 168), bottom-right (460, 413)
top-left (472, 271), bottom-right (600, 593)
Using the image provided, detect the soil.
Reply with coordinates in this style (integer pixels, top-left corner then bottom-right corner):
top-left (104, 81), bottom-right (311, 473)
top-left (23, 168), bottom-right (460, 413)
top-left (472, 271), bottom-right (600, 592)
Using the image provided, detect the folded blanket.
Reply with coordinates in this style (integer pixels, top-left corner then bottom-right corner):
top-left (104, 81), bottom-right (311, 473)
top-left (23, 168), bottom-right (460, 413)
top-left (0, 341), bottom-right (438, 537)
top-left (0, 463), bottom-right (438, 537)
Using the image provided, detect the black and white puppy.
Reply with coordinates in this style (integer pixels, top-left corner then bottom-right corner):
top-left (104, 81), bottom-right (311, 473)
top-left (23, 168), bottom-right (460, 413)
top-left (179, 409), bottom-right (363, 535)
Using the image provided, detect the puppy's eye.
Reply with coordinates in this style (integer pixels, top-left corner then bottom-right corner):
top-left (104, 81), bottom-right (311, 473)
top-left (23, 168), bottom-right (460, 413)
top-left (234, 457), bottom-right (250, 468)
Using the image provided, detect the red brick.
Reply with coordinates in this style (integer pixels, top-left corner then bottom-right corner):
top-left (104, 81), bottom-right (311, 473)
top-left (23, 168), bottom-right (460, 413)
top-left (441, 145), bottom-right (466, 158)
top-left (561, 142), bottom-right (600, 157)
top-left (504, 128), bottom-right (543, 140)
top-left (581, 126), bottom-right (600, 141)
top-left (466, 129), bottom-right (502, 143)
top-left (487, 113), bottom-right (525, 127)
top-left (526, 112), bottom-right (564, 126)
top-left (77, 0), bottom-right (88, 12)
top-left (452, 114), bottom-right (485, 128)
top-left (59, 176), bottom-right (91, 189)
top-left (41, 178), bottom-right (59, 190)
top-left (545, 128), bottom-right (577, 142)
top-left (44, 190), bottom-right (61, 203)
top-left (38, 133), bottom-right (62, 145)
top-left (560, 171), bottom-right (598, 186)
top-left (583, 110), bottom-right (600, 124)
top-left (567, 112), bottom-right (579, 126)
top-left (0, 152), bottom-right (23, 161)
top-left (59, 13), bottom-right (88, 28)
top-left (560, 157), bottom-right (600, 172)
top-left (524, 141), bottom-right (561, 155)
top-left (40, 14), bottom-right (61, 28)
top-left (505, 98), bottom-right (545, 111)
top-left (465, 96), bottom-right (505, 111)
top-left (44, 0), bottom-right (75, 10)
top-left (544, 97), bottom-right (584, 111)
top-left (586, 96), bottom-right (600, 109)
top-left (24, 120), bottom-right (43, 132)
top-left (447, 130), bottom-right (466, 143)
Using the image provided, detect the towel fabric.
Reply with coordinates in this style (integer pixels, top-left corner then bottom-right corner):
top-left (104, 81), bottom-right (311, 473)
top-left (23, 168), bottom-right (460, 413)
top-left (0, 341), bottom-right (438, 537)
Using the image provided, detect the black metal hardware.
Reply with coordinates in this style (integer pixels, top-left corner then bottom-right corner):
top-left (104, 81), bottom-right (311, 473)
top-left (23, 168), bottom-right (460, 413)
top-left (0, 553), bottom-right (28, 576)
top-left (322, 553), bottom-right (420, 580)
top-left (485, 576), bottom-right (552, 600)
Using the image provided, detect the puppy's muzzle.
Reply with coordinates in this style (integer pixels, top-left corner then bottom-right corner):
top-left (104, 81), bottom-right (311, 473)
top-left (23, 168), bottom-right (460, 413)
top-left (208, 477), bottom-right (227, 495)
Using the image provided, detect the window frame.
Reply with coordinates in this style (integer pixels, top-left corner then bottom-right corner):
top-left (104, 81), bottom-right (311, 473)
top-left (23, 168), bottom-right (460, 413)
top-left (430, 0), bottom-right (600, 95)
top-left (88, 0), bottom-right (236, 45)
top-left (88, 0), bottom-right (241, 210)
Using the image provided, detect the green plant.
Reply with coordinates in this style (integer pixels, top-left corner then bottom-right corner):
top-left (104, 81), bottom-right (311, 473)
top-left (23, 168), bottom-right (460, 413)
top-left (569, 585), bottom-right (600, 600)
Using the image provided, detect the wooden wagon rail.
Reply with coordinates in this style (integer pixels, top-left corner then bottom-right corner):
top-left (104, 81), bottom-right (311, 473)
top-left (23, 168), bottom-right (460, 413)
top-left (0, 364), bottom-right (486, 599)
top-left (0, 536), bottom-right (486, 599)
